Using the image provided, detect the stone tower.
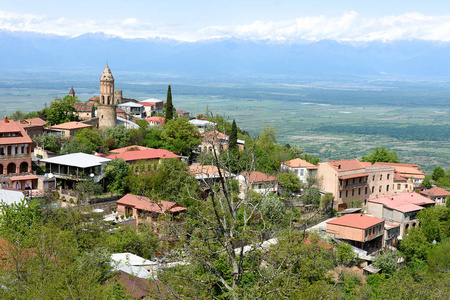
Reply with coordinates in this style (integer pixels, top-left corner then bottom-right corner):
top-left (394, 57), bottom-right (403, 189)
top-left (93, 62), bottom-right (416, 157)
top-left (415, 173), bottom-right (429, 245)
top-left (100, 64), bottom-right (115, 105)
top-left (69, 86), bottom-right (75, 97)
top-left (98, 64), bottom-right (117, 129)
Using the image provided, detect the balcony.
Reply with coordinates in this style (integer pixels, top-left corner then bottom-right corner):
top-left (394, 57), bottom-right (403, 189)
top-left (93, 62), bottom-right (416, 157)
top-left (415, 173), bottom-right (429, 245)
top-left (340, 182), bottom-right (368, 190)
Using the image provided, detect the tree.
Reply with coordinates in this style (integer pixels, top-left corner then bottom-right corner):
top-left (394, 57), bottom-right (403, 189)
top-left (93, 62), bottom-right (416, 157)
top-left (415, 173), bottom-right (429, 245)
top-left (303, 186), bottom-right (321, 205)
top-left (47, 95), bottom-right (80, 125)
top-left (432, 166), bottom-right (445, 181)
top-left (321, 192), bottom-right (334, 212)
top-left (105, 159), bottom-right (131, 194)
top-left (161, 118), bottom-right (201, 157)
top-left (260, 193), bottom-right (285, 225)
top-left (164, 85), bottom-right (174, 122)
top-left (278, 173), bottom-right (302, 195)
top-left (33, 132), bottom-right (62, 153)
top-left (422, 175), bottom-right (432, 189)
top-left (399, 227), bottom-right (430, 261)
top-left (103, 125), bottom-right (130, 149)
top-left (73, 177), bottom-right (103, 203)
top-left (61, 128), bottom-right (102, 154)
top-left (373, 250), bottom-right (398, 276)
top-left (229, 119), bottom-right (238, 150)
top-left (361, 146), bottom-right (399, 164)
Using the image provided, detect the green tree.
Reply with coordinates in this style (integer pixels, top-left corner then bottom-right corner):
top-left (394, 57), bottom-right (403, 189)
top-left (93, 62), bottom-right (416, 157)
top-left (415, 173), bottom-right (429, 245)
top-left (164, 85), bottom-right (174, 122)
top-left (0, 198), bottom-right (42, 239)
top-left (303, 186), bottom-right (321, 205)
top-left (73, 177), bottom-right (103, 203)
top-left (431, 166), bottom-right (445, 181)
top-left (321, 192), bottom-right (334, 212)
top-left (278, 173), bottom-right (301, 195)
top-left (361, 146), bottom-right (399, 164)
top-left (33, 132), bottom-right (62, 153)
top-left (105, 159), bottom-right (131, 194)
top-left (162, 118), bottom-right (201, 157)
top-left (61, 128), bottom-right (102, 154)
top-left (416, 205), bottom-right (449, 242)
top-left (422, 175), bottom-right (433, 189)
top-left (373, 250), bottom-right (398, 276)
top-left (47, 95), bottom-right (80, 125)
top-left (229, 119), bottom-right (238, 150)
top-left (399, 227), bottom-right (430, 261)
top-left (260, 193), bottom-right (285, 225)
top-left (103, 125), bottom-right (130, 149)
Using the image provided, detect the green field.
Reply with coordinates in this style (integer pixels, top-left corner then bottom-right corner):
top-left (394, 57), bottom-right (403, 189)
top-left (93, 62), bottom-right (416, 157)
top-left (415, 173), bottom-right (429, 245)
top-left (0, 72), bottom-right (449, 173)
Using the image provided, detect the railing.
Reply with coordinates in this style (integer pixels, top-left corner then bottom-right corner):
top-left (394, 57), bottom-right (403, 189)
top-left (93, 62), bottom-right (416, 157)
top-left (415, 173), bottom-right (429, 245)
top-left (340, 182), bottom-right (367, 190)
top-left (0, 153), bottom-right (30, 160)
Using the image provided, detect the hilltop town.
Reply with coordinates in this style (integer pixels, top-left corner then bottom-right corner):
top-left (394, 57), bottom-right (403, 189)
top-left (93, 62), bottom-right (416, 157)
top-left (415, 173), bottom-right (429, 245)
top-left (0, 65), bottom-right (449, 299)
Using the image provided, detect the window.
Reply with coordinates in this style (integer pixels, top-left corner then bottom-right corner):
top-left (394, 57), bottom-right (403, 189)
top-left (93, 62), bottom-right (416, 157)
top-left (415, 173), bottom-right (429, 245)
top-left (339, 191), bottom-right (342, 198)
top-left (372, 186), bottom-right (374, 193)
top-left (345, 190), bottom-right (348, 197)
top-left (352, 190), bottom-right (354, 196)
top-left (397, 184), bottom-right (401, 190)
top-left (359, 177), bottom-right (362, 183)
top-left (386, 185), bottom-right (389, 191)
top-left (358, 188), bottom-right (361, 195)
top-left (387, 174), bottom-right (390, 180)
top-left (380, 174), bottom-right (383, 180)
top-left (365, 230), bottom-right (368, 237)
top-left (365, 187), bottom-right (368, 194)
top-left (379, 186), bottom-right (382, 192)
top-left (372, 175), bottom-right (375, 181)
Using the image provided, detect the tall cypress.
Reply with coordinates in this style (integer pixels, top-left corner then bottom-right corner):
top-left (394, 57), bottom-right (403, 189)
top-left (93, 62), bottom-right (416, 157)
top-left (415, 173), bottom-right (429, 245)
top-left (165, 85), bottom-right (174, 122)
top-left (229, 119), bottom-right (238, 150)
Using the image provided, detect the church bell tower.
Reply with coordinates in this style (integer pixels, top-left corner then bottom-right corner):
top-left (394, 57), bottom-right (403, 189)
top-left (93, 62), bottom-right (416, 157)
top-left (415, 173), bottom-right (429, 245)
top-left (99, 64), bottom-right (115, 105)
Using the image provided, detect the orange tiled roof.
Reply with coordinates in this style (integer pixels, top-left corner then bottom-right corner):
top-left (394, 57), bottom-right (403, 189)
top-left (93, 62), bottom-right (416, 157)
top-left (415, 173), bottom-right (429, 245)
top-left (117, 194), bottom-right (186, 214)
top-left (109, 145), bottom-right (153, 154)
top-left (282, 158), bottom-right (317, 169)
top-left (145, 117), bottom-right (165, 126)
top-left (368, 192), bottom-right (435, 213)
top-left (420, 187), bottom-right (450, 198)
top-left (327, 214), bottom-right (384, 230)
top-left (107, 149), bottom-right (179, 161)
top-left (21, 117), bottom-right (46, 127)
top-left (0, 118), bottom-right (33, 145)
top-left (46, 121), bottom-right (92, 130)
top-left (327, 159), bottom-right (365, 172)
top-left (240, 171), bottom-right (277, 183)
top-left (73, 102), bottom-right (95, 112)
top-left (373, 162), bottom-right (425, 179)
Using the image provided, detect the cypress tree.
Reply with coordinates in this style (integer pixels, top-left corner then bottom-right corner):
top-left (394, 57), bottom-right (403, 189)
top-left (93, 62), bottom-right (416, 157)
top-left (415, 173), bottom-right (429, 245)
top-left (229, 119), bottom-right (238, 150)
top-left (165, 85), bottom-right (174, 122)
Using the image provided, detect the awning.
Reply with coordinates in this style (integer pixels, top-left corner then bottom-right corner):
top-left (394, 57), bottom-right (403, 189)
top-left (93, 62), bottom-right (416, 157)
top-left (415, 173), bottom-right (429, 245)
top-left (10, 175), bottom-right (39, 181)
top-left (339, 173), bottom-right (368, 180)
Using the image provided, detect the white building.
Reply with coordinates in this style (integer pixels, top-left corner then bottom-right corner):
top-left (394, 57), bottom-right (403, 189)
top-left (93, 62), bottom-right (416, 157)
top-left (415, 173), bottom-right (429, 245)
top-left (280, 158), bottom-right (318, 184)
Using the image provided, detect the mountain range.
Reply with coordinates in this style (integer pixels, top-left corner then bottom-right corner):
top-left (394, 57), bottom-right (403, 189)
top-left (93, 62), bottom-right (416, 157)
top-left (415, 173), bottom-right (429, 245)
top-left (1, 30), bottom-right (449, 79)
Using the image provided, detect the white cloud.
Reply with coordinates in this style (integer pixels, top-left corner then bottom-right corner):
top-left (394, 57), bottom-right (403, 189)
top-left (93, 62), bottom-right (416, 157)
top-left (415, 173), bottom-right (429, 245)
top-left (0, 10), bottom-right (449, 42)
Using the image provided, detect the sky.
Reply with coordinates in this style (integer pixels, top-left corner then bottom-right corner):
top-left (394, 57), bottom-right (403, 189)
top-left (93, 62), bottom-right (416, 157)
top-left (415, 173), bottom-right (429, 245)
top-left (0, 0), bottom-right (449, 42)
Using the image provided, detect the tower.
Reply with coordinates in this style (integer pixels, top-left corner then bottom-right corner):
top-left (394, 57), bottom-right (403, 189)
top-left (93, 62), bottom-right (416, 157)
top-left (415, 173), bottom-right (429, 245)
top-left (98, 64), bottom-right (117, 129)
top-left (100, 64), bottom-right (115, 105)
top-left (69, 86), bottom-right (75, 97)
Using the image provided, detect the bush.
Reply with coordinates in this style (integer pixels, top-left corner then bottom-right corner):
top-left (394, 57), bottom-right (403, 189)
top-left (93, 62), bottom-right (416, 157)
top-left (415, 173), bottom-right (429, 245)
top-left (373, 250), bottom-right (398, 276)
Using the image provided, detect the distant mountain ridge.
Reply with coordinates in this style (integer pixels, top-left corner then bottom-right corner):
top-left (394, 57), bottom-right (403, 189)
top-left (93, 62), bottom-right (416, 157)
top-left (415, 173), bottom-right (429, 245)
top-left (1, 30), bottom-right (449, 79)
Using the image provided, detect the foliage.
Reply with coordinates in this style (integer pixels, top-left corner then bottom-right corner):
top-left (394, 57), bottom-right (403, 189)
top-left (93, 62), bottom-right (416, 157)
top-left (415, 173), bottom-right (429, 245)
top-left (161, 118), bottom-right (201, 157)
top-left (260, 193), bottom-right (285, 224)
top-left (302, 186), bottom-right (321, 205)
top-left (336, 242), bottom-right (356, 266)
top-left (321, 192), bottom-right (334, 212)
top-left (0, 198), bottom-right (42, 239)
top-left (105, 159), bottom-right (131, 194)
top-left (73, 177), bottom-right (103, 203)
top-left (229, 119), bottom-right (238, 150)
top-left (103, 125), bottom-right (130, 149)
top-left (422, 175), bottom-right (432, 189)
top-left (61, 128), bottom-right (102, 154)
top-left (47, 95), bottom-right (80, 125)
top-left (33, 132), bottom-right (62, 153)
top-left (165, 85), bottom-right (174, 122)
top-left (361, 146), bottom-right (400, 164)
top-left (373, 250), bottom-right (398, 276)
top-left (431, 166), bottom-right (445, 181)
top-left (416, 205), bottom-right (449, 242)
top-left (278, 173), bottom-right (301, 195)
top-left (399, 227), bottom-right (430, 261)
top-left (427, 241), bottom-right (450, 274)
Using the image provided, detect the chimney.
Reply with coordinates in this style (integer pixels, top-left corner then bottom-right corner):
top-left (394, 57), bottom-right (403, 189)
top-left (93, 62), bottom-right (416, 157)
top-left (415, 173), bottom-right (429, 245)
top-left (3, 117), bottom-right (8, 123)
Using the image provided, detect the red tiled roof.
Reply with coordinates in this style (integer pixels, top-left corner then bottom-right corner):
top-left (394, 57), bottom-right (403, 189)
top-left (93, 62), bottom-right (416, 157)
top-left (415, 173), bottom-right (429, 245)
top-left (21, 117), bottom-right (46, 127)
top-left (189, 165), bottom-right (229, 176)
top-left (89, 96), bottom-right (100, 101)
top-left (145, 117), bottom-right (165, 126)
top-left (282, 158), bottom-right (317, 169)
top-left (116, 108), bottom-right (125, 113)
top-left (107, 149), bottom-right (179, 161)
top-left (177, 110), bottom-right (189, 114)
top-left (0, 118), bottom-right (33, 146)
top-left (339, 173), bottom-right (368, 180)
top-left (240, 171), bottom-right (277, 183)
top-left (10, 175), bottom-right (38, 181)
top-left (109, 145), bottom-right (153, 154)
top-left (73, 102), bottom-right (95, 112)
top-left (360, 161), bottom-right (372, 167)
top-left (46, 121), bottom-right (92, 130)
top-left (373, 162), bottom-right (425, 179)
top-left (327, 159), bottom-right (365, 172)
top-left (420, 187), bottom-right (450, 198)
top-left (327, 214), bottom-right (384, 230)
top-left (368, 192), bottom-right (435, 213)
top-left (116, 194), bottom-right (186, 214)
top-left (115, 270), bottom-right (150, 298)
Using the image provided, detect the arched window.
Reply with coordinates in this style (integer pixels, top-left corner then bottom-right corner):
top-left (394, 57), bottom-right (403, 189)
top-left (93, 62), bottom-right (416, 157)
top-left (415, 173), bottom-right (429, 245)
top-left (0, 164), bottom-right (3, 174)
top-left (20, 161), bottom-right (28, 173)
top-left (7, 163), bottom-right (16, 174)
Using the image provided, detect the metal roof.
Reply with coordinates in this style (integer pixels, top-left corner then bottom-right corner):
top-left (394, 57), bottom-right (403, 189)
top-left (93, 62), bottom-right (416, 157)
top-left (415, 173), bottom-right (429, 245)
top-left (0, 189), bottom-right (25, 205)
top-left (41, 153), bottom-right (111, 168)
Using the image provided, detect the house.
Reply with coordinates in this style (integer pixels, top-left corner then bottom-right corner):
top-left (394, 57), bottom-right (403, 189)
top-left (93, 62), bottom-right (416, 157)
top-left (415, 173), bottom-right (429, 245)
top-left (111, 252), bottom-right (157, 280)
top-left (20, 117), bottom-right (46, 139)
top-left (44, 121), bottom-right (92, 137)
top-left (280, 158), bottom-right (318, 184)
top-left (107, 147), bottom-right (180, 172)
top-left (73, 102), bottom-right (95, 120)
top-left (236, 171), bottom-right (278, 197)
top-left (420, 187), bottom-right (450, 206)
top-left (201, 130), bottom-right (245, 154)
top-left (326, 214), bottom-right (385, 255)
top-left (189, 119), bottom-right (217, 133)
top-left (373, 162), bottom-right (425, 187)
top-left (116, 194), bottom-right (186, 228)
top-left (117, 102), bottom-right (146, 119)
top-left (145, 116), bottom-right (165, 127)
top-left (384, 221), bottom-right (400, 248)
top-left (367, 192), bottom-right (435, 236)
top-left (40, 153), bottom-right (110, 190)
top-left (177, 110), bottom-right (190, 118)
top-left (0, 117), bottom-right (38, 191)
top-left (189, 165), bottom-right (235, 190)
top-left (139, 99), bottom-right (165, 116)
top-left (318, 159), bottom-right (395, 211)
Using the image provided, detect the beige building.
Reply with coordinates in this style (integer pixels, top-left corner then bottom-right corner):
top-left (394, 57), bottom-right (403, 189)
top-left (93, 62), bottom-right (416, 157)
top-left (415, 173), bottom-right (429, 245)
top-left (280, 158), bottom-right (318, 184)
top-left (373, 162), bottom-right (425, 187)
top-left (45, 121), bottom-right (92, 137)
top-left (318, 159), bottom-right (396, 211)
